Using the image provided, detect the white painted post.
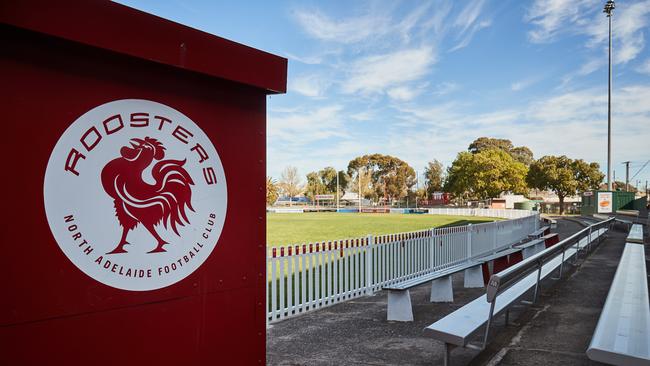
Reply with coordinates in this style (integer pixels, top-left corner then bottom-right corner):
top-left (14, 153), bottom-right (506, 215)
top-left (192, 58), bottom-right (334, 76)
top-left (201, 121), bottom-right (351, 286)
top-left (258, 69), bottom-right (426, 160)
top-left (466, 223), bottom-right (472, 259)
top-left (366, 234), bottom-right (374, 295)
top-left (429, 229), bottom-right (435, 271)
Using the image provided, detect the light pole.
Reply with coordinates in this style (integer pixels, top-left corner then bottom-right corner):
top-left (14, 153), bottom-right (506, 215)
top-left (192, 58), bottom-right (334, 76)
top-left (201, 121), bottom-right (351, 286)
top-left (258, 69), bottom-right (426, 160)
top-left (358, 168), bottom-right (362, 213)
top-left (604, 0), bottom-right (615, 191)
top-left (336, 170), bottom-right (340, 211)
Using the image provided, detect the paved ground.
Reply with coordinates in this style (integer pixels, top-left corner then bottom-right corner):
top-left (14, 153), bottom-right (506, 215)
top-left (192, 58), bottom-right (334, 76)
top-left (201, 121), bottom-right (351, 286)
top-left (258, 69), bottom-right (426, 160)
top-left (267, 218), bottom-right (640, 366)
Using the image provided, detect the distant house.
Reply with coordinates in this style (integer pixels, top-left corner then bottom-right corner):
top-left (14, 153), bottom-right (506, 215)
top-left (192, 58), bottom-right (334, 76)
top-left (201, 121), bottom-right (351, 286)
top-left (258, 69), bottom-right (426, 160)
top-left (340, 192), bottom-right (372, 206)
top-left (274, 196), bottom-right (309, 206)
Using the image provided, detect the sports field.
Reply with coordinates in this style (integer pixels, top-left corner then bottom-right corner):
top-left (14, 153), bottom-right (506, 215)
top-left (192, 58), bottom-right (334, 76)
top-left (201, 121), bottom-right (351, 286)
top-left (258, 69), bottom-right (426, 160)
top-left (267, 212), bottom-right (498, 246)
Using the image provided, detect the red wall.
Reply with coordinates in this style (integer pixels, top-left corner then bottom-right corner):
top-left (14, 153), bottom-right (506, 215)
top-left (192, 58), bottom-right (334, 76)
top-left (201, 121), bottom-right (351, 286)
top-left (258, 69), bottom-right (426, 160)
top-left (0, 25), bottom-right (267, 365)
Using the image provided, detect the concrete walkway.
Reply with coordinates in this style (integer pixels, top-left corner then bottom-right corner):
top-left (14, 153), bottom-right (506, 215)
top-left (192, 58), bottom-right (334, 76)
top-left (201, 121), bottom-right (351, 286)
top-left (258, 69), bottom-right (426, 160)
top-left (267, 219), bottom-right (637, 365)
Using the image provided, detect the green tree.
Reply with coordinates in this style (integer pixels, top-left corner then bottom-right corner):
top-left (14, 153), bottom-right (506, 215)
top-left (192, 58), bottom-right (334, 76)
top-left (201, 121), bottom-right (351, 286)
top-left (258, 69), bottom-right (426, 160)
top-left (527, 156), bottom-right (604, 214)
top-left (424, 159), bottom-right (444, 196)
top-left (304, 171), bottom-right (326, 201)
top-left (347, 154), bottom-right (416, 203)
top-left (445, 149), bottom-right (528, 201)
top-left (510, 146), bottom-right (534, 166)
top-left (266, 176), bottom-right (279, 206)
top-left (468, 137), bottom-right (513, 154)
top-left (468, 137), bottom-right (534, 166)
top-left (351, 167), bottom-right (373, 201)
top-left (304, 167), bottom-right (351, 201)
top-left (611, 180), bottom-right (637, 192)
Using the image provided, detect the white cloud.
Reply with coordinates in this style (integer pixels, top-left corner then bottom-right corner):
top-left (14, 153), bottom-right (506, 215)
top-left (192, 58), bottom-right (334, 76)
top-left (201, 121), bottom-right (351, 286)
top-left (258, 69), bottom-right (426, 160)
top-left (434, 82), bottom-right (460, 96)
top-left (268, 85), bottom-right (650, 183)
top-left (285, 52), bottom-right (322, 65)
top-left (292, 9), bottom-right (389, 44)
top-left (636, 58), bottom-right (650, 74)
top-left (525, 0), bottom-right (594, 43)
top-left (387, 86), bottom-right (418, 101)
top-left (342, 47), bottom-right (436, 95)
top-left (350, 111), bottom-right (374, 121)
top-left (268, 105), bottom-right (347, 144)
top-left (585, 0), bottom-right (650, 64)
top-left (511, 77), bottom-right (537, 91)
top-left (391, 85), bottom-right (650, 173)
top-left (447, 0), bottom-right (491, 52)
top-left (578, 58), bottom-right (604, 75)
top-left (454, 0), bottom-right (486, 34)
top-left (449, 20), bottom-right (492, 52)
top-left (289, 74), bottom-right (330, 98)
top-left (511, 82), bottom-right (526, 92)
top-left (396, 2), bottom-right (433, 43)
top-left (526, 0), bottom-right (650, 64)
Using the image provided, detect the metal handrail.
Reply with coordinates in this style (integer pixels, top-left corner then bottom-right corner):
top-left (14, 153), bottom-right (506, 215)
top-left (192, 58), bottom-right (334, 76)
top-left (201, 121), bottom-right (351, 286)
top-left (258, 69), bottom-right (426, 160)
top-left (486, 217), bottom-right (613, 302)
top-left (481, 217), bottom-right (614, 348)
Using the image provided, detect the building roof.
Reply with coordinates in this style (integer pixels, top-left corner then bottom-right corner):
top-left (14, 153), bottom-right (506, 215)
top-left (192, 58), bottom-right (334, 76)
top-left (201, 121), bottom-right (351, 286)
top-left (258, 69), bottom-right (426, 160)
top-left (0, 0), bottom-right (287, 94)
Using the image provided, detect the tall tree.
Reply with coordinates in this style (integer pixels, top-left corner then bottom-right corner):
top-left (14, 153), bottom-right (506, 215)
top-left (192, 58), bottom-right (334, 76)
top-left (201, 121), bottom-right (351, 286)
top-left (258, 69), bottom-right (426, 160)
top-left (468, 137), bottom-right (534, 166)
top-left (266, 176), bottom-right (279, 206)
top-left (510, 146), bottom-right (534, 166)
top-left (304, 167), bottom-right (350, 201)
top-left (445, 149), bottom-right (528, 201)
top-left (304, 171), bottom-right (326, 201)
top-left (347, 154), bottom-right (416, 203)
top-left (527, 156), bottom-right (604, 214)
top-left (351, 167), bottom-right (373, 200)
top-left (468, 137), bottom-right (513, 154)
top-left (424, 159), bottom-right (444, 196)
top-left (278, 166), bottom-right (303, 205)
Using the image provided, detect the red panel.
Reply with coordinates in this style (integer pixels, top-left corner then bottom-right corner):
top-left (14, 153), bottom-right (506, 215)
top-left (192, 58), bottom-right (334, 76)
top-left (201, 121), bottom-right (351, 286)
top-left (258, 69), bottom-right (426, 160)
top-left (493, 256), bottom-right (510, 274)
top-left (0, 0), bottom-right (287, 94)
top-left (0, 23), bottom-right (274, 365)
top-left (543, 233), bottom-right (560, 248)
top-left (509, 251), bottom-right (523, 266)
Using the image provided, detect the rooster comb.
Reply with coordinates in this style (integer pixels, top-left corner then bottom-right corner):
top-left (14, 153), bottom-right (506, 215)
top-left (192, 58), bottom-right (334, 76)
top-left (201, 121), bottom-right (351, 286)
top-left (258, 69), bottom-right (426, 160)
top-left (131, 137), bottom-right (166, 151)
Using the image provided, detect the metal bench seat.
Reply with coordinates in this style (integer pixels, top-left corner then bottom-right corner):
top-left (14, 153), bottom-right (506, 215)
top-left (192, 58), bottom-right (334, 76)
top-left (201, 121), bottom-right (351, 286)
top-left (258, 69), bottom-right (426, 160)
top-left (587, 243), bottom-right (650, 365)
top-left (426, 218), bottom-right (613, 365)
top-left (425, 242), bottom-right (579, 348)
top-left (384, 261), bottom-right (480, 291)
top-left (384, 260), bottom-right (484, 322)
top-left (513, 238), bottom-right (545, 259)
top-left (527, 226), bottom-right (550, 239)
top-left (477, 248), bottom-right (521, 263)
top-left (627, 223), bottom-right (644, 244)
top-left (384, 247), bottom-right (525, 322)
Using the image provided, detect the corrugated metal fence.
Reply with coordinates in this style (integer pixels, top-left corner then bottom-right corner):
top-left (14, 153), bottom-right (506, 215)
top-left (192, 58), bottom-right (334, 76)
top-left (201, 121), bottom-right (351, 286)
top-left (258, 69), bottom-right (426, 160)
top-left (267, 209), bottom-right (539, 323)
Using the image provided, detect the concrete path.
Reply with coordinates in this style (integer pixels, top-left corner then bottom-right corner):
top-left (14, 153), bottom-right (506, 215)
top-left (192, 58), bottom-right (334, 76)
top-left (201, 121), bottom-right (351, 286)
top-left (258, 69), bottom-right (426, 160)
top-left (267, 219), bottom-right (636, 365)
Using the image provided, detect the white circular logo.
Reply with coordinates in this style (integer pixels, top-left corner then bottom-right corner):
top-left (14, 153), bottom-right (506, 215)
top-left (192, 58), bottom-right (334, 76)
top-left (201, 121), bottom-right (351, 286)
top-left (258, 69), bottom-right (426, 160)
top-left (44, 99), bottom-right (227, 291)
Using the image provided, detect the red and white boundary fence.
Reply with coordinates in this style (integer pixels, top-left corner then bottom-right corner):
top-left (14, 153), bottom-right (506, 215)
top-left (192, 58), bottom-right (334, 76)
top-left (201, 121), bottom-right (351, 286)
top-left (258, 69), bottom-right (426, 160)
top-left (267, 209), bottom-right (539, 323)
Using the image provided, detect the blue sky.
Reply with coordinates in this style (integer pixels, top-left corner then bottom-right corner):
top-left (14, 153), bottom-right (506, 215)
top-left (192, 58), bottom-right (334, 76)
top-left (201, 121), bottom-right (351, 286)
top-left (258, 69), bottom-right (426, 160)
top-left (117, 0), bottom-right (650, 189)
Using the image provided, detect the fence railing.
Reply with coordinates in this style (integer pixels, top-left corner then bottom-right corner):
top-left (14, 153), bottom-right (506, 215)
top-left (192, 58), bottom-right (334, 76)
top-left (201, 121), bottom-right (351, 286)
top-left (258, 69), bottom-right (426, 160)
top-left (427, 207), bottom-right (534, 219)
top-left (267, 210), bottom-right (539, 323)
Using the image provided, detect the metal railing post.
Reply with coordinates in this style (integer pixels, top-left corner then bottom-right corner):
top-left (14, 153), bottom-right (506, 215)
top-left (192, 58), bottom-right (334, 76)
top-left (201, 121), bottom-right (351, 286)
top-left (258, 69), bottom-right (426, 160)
top-left (366, 234), bottom-right (373, 294)
top-left (467, 223), bottom-right (472, 259)
top-left (532, 262), bottom-right (542, 303)
top-left (482, 300), bottom-right (496, 349)
top-left (429, 228), bottom-right (435, 271)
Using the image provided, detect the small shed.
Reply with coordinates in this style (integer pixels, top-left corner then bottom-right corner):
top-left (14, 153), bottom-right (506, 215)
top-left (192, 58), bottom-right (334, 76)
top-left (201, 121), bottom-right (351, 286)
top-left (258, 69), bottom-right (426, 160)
top-left (581, 191), bottom-right (635, 215)
top-left (1, 1), bottom-right (286, 365)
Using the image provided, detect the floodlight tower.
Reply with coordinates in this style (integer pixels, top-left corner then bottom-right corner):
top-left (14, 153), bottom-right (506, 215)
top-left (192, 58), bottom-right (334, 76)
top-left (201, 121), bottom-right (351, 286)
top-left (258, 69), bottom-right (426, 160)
top-left (604, 0), bottom-right (615, 191)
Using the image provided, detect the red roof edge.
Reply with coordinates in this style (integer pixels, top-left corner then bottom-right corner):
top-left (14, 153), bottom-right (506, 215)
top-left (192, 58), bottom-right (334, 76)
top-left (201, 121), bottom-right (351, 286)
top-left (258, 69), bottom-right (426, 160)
top-left (0, 0), bottom-right (287, 94)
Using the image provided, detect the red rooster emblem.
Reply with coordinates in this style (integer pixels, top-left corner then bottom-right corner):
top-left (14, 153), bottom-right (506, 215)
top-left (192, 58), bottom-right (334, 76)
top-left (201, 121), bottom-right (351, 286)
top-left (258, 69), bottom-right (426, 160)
top-left (101, 137), bottom-right (194, 254)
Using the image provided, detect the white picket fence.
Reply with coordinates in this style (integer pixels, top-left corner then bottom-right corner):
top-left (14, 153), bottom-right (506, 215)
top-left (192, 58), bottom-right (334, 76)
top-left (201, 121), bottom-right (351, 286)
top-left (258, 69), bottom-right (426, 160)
top-left (267, 209), bottom-right (539, 323)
